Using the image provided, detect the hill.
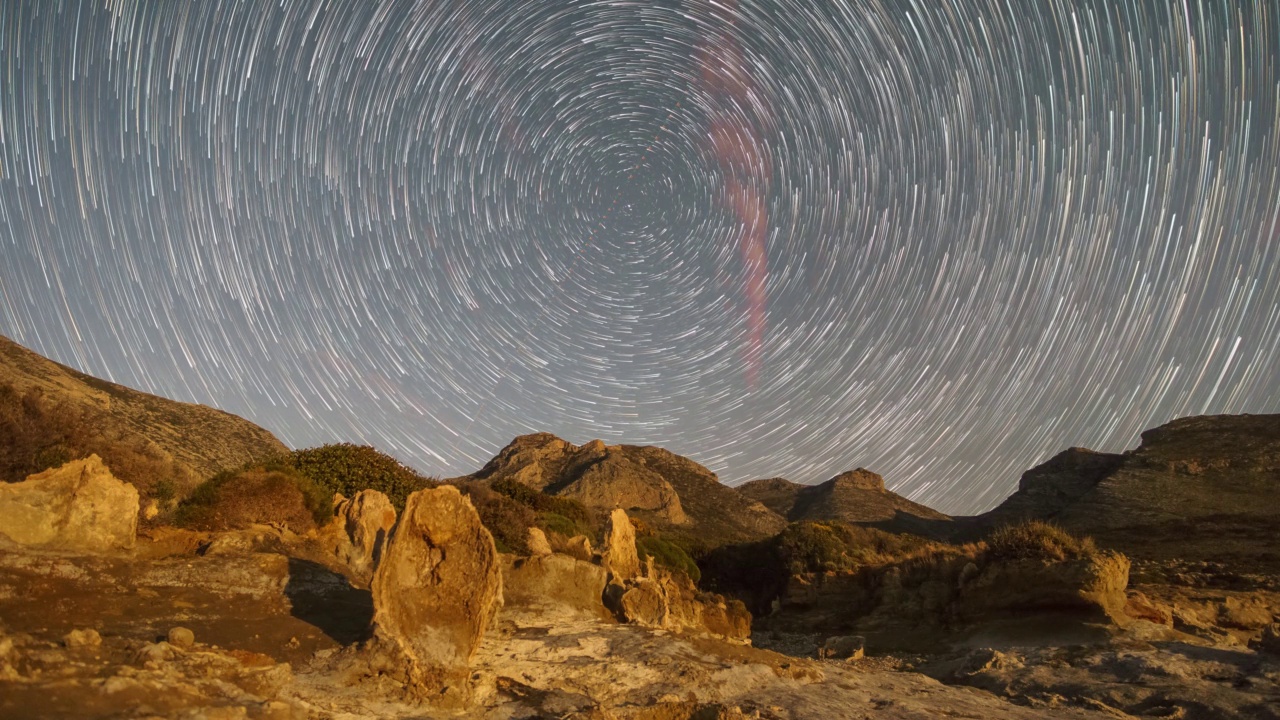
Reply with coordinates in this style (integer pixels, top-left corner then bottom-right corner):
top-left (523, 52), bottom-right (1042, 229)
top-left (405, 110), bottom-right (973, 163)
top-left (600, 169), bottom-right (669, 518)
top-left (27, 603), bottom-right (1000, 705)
top-left (975, 413), bottom-right (1280, 567)
top-left (738, 468), bottom-right (951, 536)
top-left (457, 433), bottom-right (787, 549)
top-left (0, 334), bottom-right (288, 503)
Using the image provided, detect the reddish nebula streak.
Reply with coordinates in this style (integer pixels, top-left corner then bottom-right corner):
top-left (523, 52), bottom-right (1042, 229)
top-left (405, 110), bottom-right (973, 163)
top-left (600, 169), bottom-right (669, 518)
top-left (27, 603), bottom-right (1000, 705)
top-left (697, 0), bottom-right (771, 390)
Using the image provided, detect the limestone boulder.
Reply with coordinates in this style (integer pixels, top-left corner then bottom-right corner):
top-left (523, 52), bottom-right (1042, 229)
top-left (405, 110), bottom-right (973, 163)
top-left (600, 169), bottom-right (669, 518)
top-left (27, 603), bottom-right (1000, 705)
top-left (0, 455), bottom-right (138, 553)
top-left (502, 553), bottom-right (609, 616)
top-left (367, 485), bottom-right (502, 704)
top-left (324, 490), bottom-right (397, 583)
top-left (564, 535), bottom-right (594, 562)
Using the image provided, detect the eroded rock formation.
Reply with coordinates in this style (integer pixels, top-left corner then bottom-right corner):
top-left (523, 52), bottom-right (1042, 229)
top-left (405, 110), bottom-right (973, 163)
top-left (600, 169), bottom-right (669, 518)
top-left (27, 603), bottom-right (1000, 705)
top-left (364, 485), bottom-right (502, 704)
top-left (0, 455), bottom-right (138, 553)
top-left (322, 489), bottom-right (397, 583)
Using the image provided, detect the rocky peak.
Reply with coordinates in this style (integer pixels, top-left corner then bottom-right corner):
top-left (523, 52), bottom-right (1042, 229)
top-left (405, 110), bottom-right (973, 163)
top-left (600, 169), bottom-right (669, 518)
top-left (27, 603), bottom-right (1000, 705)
top-left (826, 468), bottom-right (886, 492)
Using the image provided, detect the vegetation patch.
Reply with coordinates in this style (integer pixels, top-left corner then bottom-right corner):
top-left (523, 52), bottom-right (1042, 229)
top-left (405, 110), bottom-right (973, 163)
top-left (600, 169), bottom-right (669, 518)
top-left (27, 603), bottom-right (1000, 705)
top-left (459, 483), bottom-right (538, 554)
top-left (984, 520), bottom-right (1098, 562)
top-left (637, 535), bottom-right (701, 582)
top-left (284, 443), bottom-right (437, 510)
top-left (174, 465), bottom-right (329, 532)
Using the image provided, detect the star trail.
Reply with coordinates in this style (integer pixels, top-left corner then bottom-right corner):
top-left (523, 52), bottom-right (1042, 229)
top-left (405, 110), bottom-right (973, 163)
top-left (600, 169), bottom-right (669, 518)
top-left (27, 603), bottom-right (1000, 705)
top-left (2, 0), bottom-right (1278, 514)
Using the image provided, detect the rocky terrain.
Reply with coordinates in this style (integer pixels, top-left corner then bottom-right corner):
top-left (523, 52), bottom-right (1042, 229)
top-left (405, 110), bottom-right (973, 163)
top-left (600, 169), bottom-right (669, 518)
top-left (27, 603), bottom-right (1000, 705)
top-left (0, 340), bottom-right (1278, 719)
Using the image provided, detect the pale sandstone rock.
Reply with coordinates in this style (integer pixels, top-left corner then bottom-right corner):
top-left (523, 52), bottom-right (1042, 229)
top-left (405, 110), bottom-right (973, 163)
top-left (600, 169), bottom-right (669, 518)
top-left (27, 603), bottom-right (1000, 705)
top-left (602, 509), bottom-right (641, 581)
top-left (325, 490), bottom-right (397, 582)
top-left (366, 485), bottom-right (502, 704)
top-left (526, 527), bottom-right (553, 556)
top-left (168, 626), bottom-right (196, 649)
top-left (64, 628), bottom-right (101, 648)
top-left (503, 553), bottom-right (608, 616)
top-left (0, 455), bottom-right (138, 553)
top-left (565, 535), bottom-right (594, 562)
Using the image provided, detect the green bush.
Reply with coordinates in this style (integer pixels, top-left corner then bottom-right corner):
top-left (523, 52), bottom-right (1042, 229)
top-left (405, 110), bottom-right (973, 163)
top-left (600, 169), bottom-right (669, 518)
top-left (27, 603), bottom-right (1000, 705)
top-left (491, 478), bottom-right (597, 535)
top-left (539, 511), bottom-right (591, 539)
top-left (638, 535), bottom-right (701, 582)
top-left (458, 483), bottom-right (537, 555)
top-left (174, 466), bottom-right (329, 531)
top-left (984, 520), bottom-right (1098, 562)
top-left (284, 444), bottom-right (436, 510)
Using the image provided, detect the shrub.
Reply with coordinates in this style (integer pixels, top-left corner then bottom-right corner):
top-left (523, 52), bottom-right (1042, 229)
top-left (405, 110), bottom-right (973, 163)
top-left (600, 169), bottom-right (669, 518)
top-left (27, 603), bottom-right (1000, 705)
top-left (638, 535), bottom-right (701, 582)
top-left (285, 444), bottom-right (436, 510)
top-left (984, 520), bottom-right (1098, 562)
top-left (174, 466), bottom-right (329, 532)
top-left (539, 511), bottom-right (590, 539)
top-left (490, 478), bottom-right (597, 535)
top-left (458, 483), bottom-right (537, 554)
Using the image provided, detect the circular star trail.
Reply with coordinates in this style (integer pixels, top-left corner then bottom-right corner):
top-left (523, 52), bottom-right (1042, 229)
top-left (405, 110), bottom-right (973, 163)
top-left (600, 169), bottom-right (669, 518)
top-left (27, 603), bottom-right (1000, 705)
top-left (2, 0), bottom-right (1278, 513)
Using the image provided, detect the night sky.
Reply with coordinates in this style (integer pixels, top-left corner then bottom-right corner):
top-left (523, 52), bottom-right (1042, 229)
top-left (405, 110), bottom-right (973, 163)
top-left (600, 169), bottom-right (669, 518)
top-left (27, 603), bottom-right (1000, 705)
top-left (2, 1), bottom-right (1278, 514)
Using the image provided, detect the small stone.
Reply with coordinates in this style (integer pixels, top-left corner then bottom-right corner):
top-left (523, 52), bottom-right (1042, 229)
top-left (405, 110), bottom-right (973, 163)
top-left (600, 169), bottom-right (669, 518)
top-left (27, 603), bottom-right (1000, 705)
top-left (63, 628), bottom-right (102, 648)
top-left (818, 635), bottom-right (865, 661)
top-left (167, 626), bottom-right (195, 649)
top-left (136, 641), bottom-right (175, 663)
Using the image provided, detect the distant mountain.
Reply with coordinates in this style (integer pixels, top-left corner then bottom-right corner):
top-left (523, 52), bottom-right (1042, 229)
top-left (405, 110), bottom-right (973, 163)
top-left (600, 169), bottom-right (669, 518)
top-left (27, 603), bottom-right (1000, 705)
top-left (0, 334), bottom-right (288, 501)
top-left (975, 414), bottom-right (1280, 567)
top-left (457, 433), bottom-right (787, 548)
top-left (738, 469), bottom-right (951, 536)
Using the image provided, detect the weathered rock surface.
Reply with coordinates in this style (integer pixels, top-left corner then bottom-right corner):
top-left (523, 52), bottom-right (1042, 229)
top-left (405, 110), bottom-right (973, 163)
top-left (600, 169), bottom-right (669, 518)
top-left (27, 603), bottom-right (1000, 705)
top-left (502, 553), bottom-right (609, 617)
top-left (0, 455), bottom-right (139, 553)
top-left (526, 526), bottom-right (553, 556)
top-left (365, 485), bottom-right (503, 703)
top-left (738, 469), bottom-right (951, 536)
top-left (954, 551), bottom-right (1131, 621)
top-left (771, 548), bottom-right (1133, 650)
top-left (322, 489), bottom-right (397, 583)
top-left (462, 434), bottom-right (786, 546)
top-left (602, 508), bottom-right (642, 581)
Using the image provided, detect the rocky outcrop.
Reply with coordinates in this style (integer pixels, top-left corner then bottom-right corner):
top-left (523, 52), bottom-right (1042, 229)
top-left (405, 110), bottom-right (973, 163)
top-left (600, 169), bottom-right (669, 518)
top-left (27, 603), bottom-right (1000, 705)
top-left (739, 468), bottom-right (950, 536)
top-left (597, 510), bottom-right (751, 641)
top-left (365, 485), bottom-right (502, 704)
top-left (774, 548), bottom-right (1132, 645)
top-left (953, 551), bottom-right (1131, 621)
top-left (462, 434), bottom-right (786, 546)
top-left (0, 455), bottom-right (139, 553)
top-left (602, 508), bottom-right (641, 581)
top-left (608, 563), bottom-right (752, 641)
top-left (976, 414), bottom-right (1280, 568)
top-left (322, 490), bottom-right (397, 583)
top-left (502, 553), bottom-right (609, 617)
top-left (558, 453), bottom-right (690, 525)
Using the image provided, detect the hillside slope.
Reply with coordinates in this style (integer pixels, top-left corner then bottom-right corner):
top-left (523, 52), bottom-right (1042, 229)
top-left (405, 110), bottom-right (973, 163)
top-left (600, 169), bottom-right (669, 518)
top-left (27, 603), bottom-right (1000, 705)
top-left (459, 433), bottom-right (787, 548)
top-left (738, 469), bottom-right (951, 536)
top-left (0, 334), bottom-right (288, 501)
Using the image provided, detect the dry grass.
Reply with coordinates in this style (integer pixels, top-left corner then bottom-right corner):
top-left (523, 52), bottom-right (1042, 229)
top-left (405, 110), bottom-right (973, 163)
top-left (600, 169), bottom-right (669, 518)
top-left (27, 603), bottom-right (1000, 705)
top-left (984, 520), bottom-right (1098, 562)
